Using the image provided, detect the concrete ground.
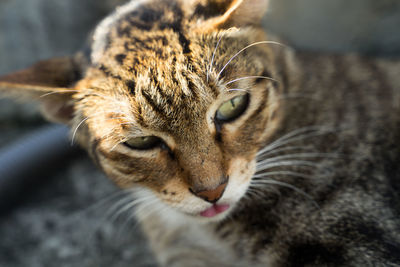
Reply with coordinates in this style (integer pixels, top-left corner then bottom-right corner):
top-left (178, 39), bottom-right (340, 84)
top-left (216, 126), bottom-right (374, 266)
top-left (0, 0), bottom-right (399, 266)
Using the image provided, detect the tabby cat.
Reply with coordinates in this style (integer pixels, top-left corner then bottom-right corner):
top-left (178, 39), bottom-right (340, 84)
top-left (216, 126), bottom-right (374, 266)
top-left (1, 0), bottom-right (400, 266)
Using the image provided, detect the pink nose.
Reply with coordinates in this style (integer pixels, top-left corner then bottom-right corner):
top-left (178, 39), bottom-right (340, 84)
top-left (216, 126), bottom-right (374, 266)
top-left (190, 182), bottom-right (228, 203)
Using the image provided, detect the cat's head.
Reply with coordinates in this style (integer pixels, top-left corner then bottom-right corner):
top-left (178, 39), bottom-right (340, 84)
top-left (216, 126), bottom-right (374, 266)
top-left (0, 0), bottom-right (281, 222)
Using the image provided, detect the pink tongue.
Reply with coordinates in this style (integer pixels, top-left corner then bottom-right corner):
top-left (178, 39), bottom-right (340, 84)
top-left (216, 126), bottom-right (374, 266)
top-left (200, 204), bottom-right (230, 218)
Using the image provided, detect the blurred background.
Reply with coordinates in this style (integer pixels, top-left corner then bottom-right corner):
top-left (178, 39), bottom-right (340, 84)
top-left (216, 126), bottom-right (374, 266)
top-left (0, 0), bottom-right (399, 266)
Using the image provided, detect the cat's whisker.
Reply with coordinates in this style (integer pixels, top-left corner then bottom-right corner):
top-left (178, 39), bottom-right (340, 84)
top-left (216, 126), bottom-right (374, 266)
top-left (109, 141), bottom-right (123, 152)
top-left (102, 188), bottom-right (144, 218)
top-left (258, 134), bottom-right (323, 158)
top-left (276, 93), bottom-right (322, 102)
top-left (63, 189), bottom-right (131, 227)
top-left (251, 179), bottom-right (319, 209)
top-left (133, 198), bottom-right (164, 225)
top-left (261, 125), bottom-right (332, 150)
top-left (227, 88), bottom-right (249, 93)
top-left (256, 152), bottom-right (340, 166)
top-left (244, 188), bottom-right (265, 201)
top-left (248, 182), bottom-right (282, 198)
top-left (39, 89), bottom-right (80, 98)
top-left (207, 34), bottom-right (223, 83)
top-left (79, 88), bottom-right (133, 115)
top-left (104, 192), bottom-right (137, 220)
top-left (224, 75), bottom-right (279, 86)
top-left (257, 125), bottom-right (336, 156)
top-left (255, 160), bottom-right (322, 173)
top-left (80, 189), bottom-right (140, 246)
top-left (261, 131), bottom-right (338, 156)
top-left (71, 117), bottom-right (90, 145)
top-left (74, 88), bottom-right (117, 100)
top-left (253, 170), bottom-right (316, 180)
top-left (71, 110), bottom-right (116, 145)
top-left (257, 145), bottom-right (315, 158)
top-left (258, 125), bottom-right (327, 153)
top-left (216, 40), bottom-right (286, 81)
top-left (117, 198), bottom-right (161, 236)
top-left (72, 111), bottom-right (128, 146)
top-left (81, 189), bottom-right (132, 215)
top-left (110, 195), bottom-right (155, 222)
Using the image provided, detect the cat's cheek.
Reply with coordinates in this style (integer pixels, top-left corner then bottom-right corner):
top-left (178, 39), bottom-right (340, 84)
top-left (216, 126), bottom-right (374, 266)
top-left (155, 178), bottom-right (210, 214)
top-left (220, 158), bottom-right (256, 205)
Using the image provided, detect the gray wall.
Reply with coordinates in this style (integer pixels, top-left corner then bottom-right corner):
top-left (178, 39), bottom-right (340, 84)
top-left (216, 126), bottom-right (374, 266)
top-left (0, 0), bottom-right (126, 74)
top-left (264, 0), bottom-right (400, 55)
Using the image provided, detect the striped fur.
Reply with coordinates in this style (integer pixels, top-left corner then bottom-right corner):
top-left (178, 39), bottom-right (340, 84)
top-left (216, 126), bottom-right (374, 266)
top-left (0, 0), bottom-right (399, 266)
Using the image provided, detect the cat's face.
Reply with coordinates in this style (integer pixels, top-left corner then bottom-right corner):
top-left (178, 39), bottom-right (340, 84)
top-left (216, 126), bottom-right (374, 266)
top-left (72, 0), bottom-right (280, 221)
top-left (0, 0), bottom-right (277, 222)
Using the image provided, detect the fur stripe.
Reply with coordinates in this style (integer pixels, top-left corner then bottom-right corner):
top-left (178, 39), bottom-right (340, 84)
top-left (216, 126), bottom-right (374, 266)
top-left (91, 0), bottom-right (150, 63)
top-left (141, 91), bottom-right (169, 121)
top-left (98, 64), bottom-right (122, 80)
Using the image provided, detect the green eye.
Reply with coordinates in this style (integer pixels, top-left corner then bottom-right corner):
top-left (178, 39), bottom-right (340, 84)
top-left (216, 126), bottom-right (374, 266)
top-left (215, 94), bottom-right (249, 122)
top-left (124, 136), bottom-right (161, 150)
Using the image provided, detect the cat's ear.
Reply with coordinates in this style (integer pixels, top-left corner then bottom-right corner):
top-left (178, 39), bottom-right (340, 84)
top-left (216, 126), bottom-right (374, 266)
top-left (0, 55), bottom-right (85, 124)
top-left (200, 0), bottom-right (269, 29)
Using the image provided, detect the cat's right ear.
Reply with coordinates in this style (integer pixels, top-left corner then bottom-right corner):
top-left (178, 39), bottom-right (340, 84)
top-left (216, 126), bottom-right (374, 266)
top-left (0, 54), bottom-right (86, 125)
top-left (197, 0), bottom-right (269, 30)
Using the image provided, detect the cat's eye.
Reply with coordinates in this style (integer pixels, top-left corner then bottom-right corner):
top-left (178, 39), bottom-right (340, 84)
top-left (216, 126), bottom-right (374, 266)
top-left (124, 136), bottom-right (161, 150)
top-left (215, 94), bottom-right (249, 122)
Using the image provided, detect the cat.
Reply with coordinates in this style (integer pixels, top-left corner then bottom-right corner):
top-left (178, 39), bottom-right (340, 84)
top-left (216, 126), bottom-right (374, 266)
top-left (1, 0), bottom-right (400, 266)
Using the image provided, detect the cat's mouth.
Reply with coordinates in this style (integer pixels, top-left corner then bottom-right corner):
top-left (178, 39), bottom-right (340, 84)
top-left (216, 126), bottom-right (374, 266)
top-left (199, 203), bottom-right (230, 218)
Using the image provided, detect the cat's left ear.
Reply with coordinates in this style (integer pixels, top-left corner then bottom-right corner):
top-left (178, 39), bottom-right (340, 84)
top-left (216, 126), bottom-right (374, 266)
top-left (0, 54), bottom-right (86, 124)
top-left (205, 0), bottom-right (269, 29)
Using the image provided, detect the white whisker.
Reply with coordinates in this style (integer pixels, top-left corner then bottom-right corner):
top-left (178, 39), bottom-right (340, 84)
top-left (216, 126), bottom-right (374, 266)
top-left (40, 89), bottom-right (79, 98)
top-left (71, 117), bottom-right (90, 145)
top-left (251, 179), bottom-right (319, 209)
top-left (260, 132), bottom-right (335, 156)
top-left (257, 125), bottom-right (335, 156)
top-left (207, 35), bottom-right (223, 82)
top-left (257, 145), bottom-right (314, 158)
top-left (110, 142), bottom-right (122, 152)
top-left (253, 170), bottom-right (316, 180)
top-left (255, 160), bottom-right (321, 173)
top-left (224, 75), bottom-right (279, 86)
top-left (110, 195), bottom-right (154, 221)
top-left (277, 93), bottom-right (321, 102)
top-left (117, 198), bottom-right (161, 235)
top-left (243, 188), bottom-right (264, 201)
top-left (133, 199), bottom-right (165, 225)
top-left (227, 88), bottom-right (250, 93)
top-left (105, 192), bottom-right (137, 219)
top-left (216, 40), bottom-right (286, 81)
top-left (83, 189), bottom-right (131, 214)
top-left (256, 152), bottom-right (340, 166)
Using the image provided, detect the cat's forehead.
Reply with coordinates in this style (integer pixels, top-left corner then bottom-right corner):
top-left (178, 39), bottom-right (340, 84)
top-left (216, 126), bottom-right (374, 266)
top-left (83, 0), bottom-right (268, 136)
top-left (90, 0), bottom-right (248, 67)
top-left (92, 0), bottom-right (190, 64)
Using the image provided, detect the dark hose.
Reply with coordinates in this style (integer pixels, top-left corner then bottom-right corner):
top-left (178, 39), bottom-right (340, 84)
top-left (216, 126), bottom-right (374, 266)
top-left (0, 124), bottom-right (82, 215)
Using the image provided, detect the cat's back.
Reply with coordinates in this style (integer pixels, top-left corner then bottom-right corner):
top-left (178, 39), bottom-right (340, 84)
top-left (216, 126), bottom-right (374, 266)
top-left (227, 50), bottom-right (400, 266)
top-left (276, 50), bottom-right (400, 145)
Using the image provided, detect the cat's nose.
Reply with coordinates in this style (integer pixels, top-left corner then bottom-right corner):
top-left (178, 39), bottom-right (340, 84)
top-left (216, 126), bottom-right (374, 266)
top-left (189, 180), bottom-right (228, 203)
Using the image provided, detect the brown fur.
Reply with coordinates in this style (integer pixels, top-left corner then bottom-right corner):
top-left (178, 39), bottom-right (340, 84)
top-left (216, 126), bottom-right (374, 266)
top-left (0, 0), bottom-right (399, 266)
